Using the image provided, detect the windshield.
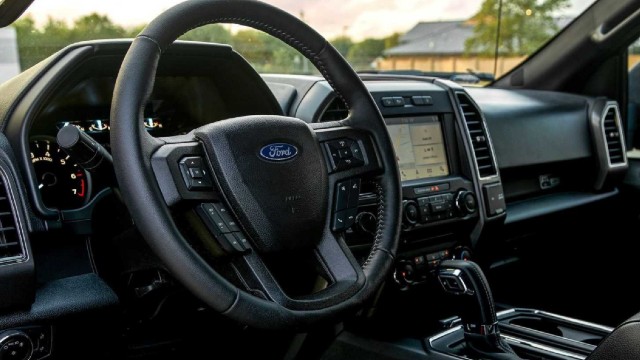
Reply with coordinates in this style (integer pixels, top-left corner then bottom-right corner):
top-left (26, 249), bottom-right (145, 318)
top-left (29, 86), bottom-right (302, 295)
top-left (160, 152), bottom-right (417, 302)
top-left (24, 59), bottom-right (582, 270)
top-left (2, 0), bottom-right (597, 85)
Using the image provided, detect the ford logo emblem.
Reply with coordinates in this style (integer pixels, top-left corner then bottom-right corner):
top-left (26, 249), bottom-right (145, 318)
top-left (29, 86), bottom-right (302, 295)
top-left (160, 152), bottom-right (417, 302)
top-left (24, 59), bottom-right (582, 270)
top-left (259, 143), bottom-right (298, 162)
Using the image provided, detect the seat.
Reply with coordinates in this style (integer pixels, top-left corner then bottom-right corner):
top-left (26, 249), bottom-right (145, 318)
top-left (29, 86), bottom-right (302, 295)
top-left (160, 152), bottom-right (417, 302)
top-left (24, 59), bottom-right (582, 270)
top-left (587, 312), bottom-right (640, 360)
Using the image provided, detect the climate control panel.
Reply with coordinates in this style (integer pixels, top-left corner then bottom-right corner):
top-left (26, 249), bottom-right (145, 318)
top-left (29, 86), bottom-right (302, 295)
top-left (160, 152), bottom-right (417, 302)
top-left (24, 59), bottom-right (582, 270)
top-left (399, 177), bottom-right (478, 229)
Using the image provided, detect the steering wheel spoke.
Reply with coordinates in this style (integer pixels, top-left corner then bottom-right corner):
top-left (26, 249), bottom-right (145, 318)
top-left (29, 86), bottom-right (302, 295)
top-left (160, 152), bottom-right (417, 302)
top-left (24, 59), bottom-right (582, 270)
top-left (149, 137), bottom-right (219, 206)
top-left (229, 231), bottom-right (364, 311)
top-left (311, 122), bottom-right (384, 180)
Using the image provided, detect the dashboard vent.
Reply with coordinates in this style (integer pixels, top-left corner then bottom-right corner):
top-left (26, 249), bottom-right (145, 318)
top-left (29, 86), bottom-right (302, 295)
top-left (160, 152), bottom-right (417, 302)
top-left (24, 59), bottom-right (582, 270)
top-left (0, 180), bottom-right (25, 264)
top-left (603, 107), bottom-right (625, 165)
top-left (456, 93), bottom-right (497, 178)
top-left (320, 98), bottom-right (349, 121)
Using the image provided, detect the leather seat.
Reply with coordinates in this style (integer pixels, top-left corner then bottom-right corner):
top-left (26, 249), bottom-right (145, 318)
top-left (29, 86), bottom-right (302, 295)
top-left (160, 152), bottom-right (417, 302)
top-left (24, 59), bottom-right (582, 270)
top-left (587, 312), bottom-right (640, 360)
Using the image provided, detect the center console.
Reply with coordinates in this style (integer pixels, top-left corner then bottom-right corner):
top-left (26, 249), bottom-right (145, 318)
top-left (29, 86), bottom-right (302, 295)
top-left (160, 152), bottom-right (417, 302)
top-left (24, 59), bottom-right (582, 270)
top-left (338, 80), bottom-right (506, 288)
top-left (428, 308), bottom-right (613, 360)
top-left (428, 260), bottom-right (612, 360)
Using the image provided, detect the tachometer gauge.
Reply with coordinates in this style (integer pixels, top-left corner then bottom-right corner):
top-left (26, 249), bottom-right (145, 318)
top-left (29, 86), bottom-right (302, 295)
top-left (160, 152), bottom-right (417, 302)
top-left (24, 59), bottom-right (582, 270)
top-left (30, 137), bottom-right (91, 210)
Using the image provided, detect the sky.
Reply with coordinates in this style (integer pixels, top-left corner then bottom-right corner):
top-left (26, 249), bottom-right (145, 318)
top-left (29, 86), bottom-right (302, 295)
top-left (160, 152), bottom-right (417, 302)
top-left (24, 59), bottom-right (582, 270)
top-left (22, 0), bottom-right (598, 40)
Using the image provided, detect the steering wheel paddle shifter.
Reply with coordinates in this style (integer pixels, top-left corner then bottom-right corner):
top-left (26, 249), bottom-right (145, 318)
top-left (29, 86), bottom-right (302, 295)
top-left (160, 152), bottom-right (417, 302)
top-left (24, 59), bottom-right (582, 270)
top-left (438, 260), bottom-right (520, 360)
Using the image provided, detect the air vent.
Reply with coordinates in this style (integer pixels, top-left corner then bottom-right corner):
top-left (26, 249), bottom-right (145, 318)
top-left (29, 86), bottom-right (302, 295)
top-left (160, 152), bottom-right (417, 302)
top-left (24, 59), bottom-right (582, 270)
top-left (0, 180), bottom-right (25, 264)
top-left (602, 106), bottom-right (625, 165)
top-left (320, 98), bottom-right (349, 121)
top-left (456, 93), bottom-right (497, 178)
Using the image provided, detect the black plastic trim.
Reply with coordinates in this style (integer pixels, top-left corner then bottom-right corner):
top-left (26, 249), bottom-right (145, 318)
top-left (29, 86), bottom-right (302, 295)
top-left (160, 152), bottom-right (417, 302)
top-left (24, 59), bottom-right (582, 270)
top-left (0, 274), bottom-right (118, 329)
top-left (505, 189), bottom-right (618, 224)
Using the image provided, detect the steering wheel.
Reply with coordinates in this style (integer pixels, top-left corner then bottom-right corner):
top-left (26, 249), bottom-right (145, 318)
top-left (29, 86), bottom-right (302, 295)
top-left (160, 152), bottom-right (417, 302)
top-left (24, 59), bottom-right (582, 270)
top-left (111, 0), bottom-right (401, 330)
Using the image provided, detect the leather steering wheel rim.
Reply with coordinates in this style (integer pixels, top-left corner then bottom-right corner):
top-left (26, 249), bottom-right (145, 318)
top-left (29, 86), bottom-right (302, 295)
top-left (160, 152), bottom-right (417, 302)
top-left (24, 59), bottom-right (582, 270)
top-left (111, 0), bottom-right (401, 330)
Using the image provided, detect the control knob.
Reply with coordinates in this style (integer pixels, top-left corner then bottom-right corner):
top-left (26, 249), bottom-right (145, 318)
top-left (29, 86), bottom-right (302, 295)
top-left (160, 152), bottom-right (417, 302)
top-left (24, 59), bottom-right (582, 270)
top-left (0, 330), bottom-right (33, 360)
top-left (393, 260), bottom-right (416, 289)
top-left (455, 191), bottom-right (477, 215)
top-left (403, 201), bottom-right (420, 225)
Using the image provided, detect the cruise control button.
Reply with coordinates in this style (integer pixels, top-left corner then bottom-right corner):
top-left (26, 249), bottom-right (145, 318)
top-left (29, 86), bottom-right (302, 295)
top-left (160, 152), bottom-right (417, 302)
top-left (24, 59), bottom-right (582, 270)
top-left (338, 158), bottom-right (354, 169)
top-left (326, 144), bottom-right (341, 164)
top-left (328, 139), bottom-right (351, 149)
top-left (339, 147), bottom-right (352, 159)
top-left (350, 142), bottom-right (364, 162)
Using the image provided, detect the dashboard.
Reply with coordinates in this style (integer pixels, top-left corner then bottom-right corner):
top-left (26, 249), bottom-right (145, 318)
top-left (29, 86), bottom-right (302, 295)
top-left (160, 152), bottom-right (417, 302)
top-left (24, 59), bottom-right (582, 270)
top-left (0, 39), bottom-right (628, 320)
top-left (7, 41), bottom-right (626, 242)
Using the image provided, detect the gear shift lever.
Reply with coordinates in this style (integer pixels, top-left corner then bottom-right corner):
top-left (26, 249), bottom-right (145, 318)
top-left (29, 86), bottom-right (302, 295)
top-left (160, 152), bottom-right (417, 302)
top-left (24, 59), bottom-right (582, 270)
top-left (438, 260), bottom-right (519, 360)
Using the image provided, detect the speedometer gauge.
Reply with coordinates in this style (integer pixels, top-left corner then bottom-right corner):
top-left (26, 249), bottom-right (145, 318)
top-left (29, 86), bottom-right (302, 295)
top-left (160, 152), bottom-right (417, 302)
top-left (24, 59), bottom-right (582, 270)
top-left (30, 137), bottom-right (91, 210)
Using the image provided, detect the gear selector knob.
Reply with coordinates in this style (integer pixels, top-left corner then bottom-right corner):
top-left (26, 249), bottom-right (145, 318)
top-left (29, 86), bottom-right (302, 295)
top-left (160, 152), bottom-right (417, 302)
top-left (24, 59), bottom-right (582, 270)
top-left (438, 260), bottom-right (520, 359)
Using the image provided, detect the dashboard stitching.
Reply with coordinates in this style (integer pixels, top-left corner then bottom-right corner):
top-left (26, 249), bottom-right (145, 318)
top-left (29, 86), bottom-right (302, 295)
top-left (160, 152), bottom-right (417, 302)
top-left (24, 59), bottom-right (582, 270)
top-left (149, 16), bottom-right (351, 112)
top-left (363, 181), bottom-right (384, 268)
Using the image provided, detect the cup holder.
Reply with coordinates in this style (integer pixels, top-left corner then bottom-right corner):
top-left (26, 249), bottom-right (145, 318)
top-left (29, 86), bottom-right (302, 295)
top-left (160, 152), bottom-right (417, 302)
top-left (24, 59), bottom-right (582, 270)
top-left (509, 317), bottom-right (564, 337)
top-left (582, 338), bottom-right (603, 346)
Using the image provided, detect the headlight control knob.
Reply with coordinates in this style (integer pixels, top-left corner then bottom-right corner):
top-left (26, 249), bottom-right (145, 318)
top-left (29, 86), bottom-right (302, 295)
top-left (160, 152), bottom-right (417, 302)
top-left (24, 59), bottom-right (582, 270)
top-left (0, 330), bottom-right (33, 360)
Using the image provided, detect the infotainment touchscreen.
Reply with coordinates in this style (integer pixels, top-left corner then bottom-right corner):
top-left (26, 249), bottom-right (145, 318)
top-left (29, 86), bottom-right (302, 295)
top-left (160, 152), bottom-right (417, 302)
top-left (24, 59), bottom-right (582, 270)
top-left (386, 115), bottom-right (449, 181)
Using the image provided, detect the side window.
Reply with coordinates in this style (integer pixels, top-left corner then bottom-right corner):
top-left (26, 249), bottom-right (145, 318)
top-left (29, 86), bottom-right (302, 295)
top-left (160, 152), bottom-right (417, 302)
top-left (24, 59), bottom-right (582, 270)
top-left (628, 40), bottom-right (640, 154)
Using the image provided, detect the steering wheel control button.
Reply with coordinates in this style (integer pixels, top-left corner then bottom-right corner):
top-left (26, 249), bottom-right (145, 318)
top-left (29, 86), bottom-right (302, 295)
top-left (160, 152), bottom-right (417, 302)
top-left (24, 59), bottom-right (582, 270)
top-left (332, 210), bottom-right (347, 231)
top-left (347, 179), bottom-right (361, 208)
top-left (233, 232), bottom-right (250, 251)
top-left (223, 233), bottom-right (245, 252)
top-left (179, 156), bottom-right (213, 191)
top-left (332, 208), bottom-right (357, 231)
top-left (338, 147), bottom-right (352, 159)
top-left (199, 204), bottom-right (231, 234)
top-left (211, 203), bottom-right (240, 232)
top-left (188, 167), bottom-right (204, 179)
top-left (335, 181), bottom-right (349, 211)
top-left (344, 209), bottom-right (357, 228)
top-left (197, 204), bottom-right (250, 254)
top-left (350, 142), bottom-right (364, 162)
top-left (332, 178), bottom-right (362, 231)
top-left (324, 138), bottom-right (365, 172)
